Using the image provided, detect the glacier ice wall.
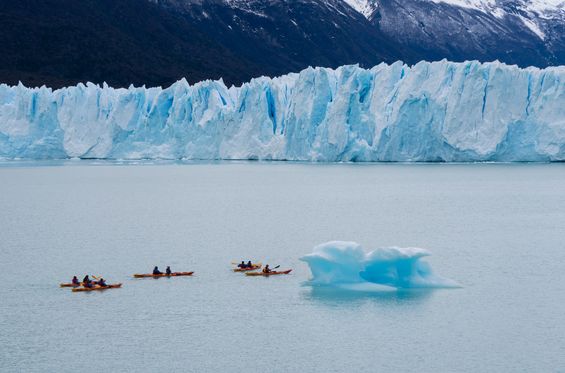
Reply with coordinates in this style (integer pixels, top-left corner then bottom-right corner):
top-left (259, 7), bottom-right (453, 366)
top-left (1, 60), bottom-right (564, 161)
top-left (300, 241), bottom-right (459, 289)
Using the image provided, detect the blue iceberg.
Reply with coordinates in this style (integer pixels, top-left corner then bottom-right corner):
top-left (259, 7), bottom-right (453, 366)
top-left (301, 241), bottom-right (459, 289)
top-left (1, 60), bottom-right (564, 161)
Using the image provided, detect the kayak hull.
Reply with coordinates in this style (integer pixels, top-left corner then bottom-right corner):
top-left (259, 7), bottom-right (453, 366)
top-left (133, 272), bottom-right (194, 278)
top-left (60, 281), bottom-right (105, 287)
top-left (72, 284), bottom-right (122, 292)
top-left (245, 270), bottom-right (292, 276)
top-left (60, 283), bottom-right (81, 287)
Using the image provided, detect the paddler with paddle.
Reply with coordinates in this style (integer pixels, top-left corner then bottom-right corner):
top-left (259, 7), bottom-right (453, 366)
top-left (262, 264), bottom-right (272, 274)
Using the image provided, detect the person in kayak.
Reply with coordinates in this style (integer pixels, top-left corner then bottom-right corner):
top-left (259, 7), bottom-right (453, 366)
top-left (97, 278), bottom-right (107, 287)
top-left (153, 266), bottom-right (162, 275)
top-left (247, 260), bottom-right (253, 268)
top-left (82, 275), bottom-right (93, 288)
top-left (166, 266), bottom-right (172, 275)
top-left (238, 261), bottom-right (246, 268)
top-left (72, 276), bottom-right (80, 286)
top-left (262, 264), bottom-right (271, 274)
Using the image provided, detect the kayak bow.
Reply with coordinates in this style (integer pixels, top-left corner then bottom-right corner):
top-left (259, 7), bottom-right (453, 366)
top-left (60, 283), bottom-right (82, 287)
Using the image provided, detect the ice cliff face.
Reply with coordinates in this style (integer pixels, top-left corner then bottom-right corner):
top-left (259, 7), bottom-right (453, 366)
top-left (1, 60), bottom-right (564, 161)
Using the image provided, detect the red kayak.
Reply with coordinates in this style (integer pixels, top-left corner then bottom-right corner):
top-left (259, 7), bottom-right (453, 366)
top-left (245, 270), bottom-right (292, 277)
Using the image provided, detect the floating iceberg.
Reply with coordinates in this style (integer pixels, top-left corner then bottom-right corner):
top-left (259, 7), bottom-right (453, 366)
top-left (300, 241), bottom-right (459, 289)
top-left (1, 60), bottom-right (564, 161)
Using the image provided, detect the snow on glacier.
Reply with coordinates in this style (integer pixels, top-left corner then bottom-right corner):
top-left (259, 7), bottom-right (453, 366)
top-left (0, 60), bottom-right (564, 161)
top-left (301, 241), bottom-right (459, 289)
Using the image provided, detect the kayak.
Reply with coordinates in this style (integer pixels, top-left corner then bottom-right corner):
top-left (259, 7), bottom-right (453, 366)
top-left (60, 281), bottom-right (104, 287)
top-left (233, 263), bottom-right (262, 272)
top-left (133, 272), bottom-right (194, 278)
top-left (245, 270), bottom-right (292, 277)
top-left (60, 282), bottom-right (82, 287)
top-left (72, 284), bottom-right (122, 292)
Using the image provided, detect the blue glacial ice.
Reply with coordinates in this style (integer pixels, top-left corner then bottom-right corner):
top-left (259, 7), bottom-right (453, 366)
top-left (1, 60), bottom-right (564, 161)
top-left (300, 241), bottom-right (459, 289)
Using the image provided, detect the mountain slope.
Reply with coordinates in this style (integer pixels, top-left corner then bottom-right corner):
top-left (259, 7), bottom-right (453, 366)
top-left (152, 0), bottom-right (409, 76)
top-left (0, 0), bottom-right (563, 89)
top-left (0, 0), bottom-right (407, 88)
top-left (355, 0), bottom-right (564, 67)
top-left (0, 0), bottom-right (261, 88)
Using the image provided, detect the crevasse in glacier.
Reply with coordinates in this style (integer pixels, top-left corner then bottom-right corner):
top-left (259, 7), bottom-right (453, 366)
top-left (0, 60), bottom-right (564, 161)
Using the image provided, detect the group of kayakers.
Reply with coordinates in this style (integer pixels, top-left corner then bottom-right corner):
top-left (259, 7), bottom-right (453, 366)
top-left (237, 261), bottom-right (255, 269)
top-left (65, 262), bottom-right (285, 289)
top-left (152, 266), bottom-right (172, 275)
top-left (72, 275), bottom-right (108, 288)
top-left (237, 260), bottom-right (272, 273)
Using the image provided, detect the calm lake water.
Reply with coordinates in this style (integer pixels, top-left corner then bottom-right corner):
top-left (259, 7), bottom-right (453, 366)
top-left (1, 161), bottom-right (564, 372)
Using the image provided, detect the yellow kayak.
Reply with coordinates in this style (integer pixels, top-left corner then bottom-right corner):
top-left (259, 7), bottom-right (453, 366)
top-left (72, 284), bottom-right (122, 292)
top-left (233, 263), bottom-right (262, 272)
top-left (60, 282), bottom-right (82, 288)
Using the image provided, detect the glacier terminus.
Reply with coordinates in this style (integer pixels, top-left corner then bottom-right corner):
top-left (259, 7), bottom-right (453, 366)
top-left (1, 60), bottom-right (564, 162)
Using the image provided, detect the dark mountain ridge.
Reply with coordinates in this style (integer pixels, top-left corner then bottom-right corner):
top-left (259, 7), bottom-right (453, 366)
top-left (0, 0), bottom-right (563, 89)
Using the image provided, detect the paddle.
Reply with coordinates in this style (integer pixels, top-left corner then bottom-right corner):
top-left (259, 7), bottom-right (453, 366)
top-left (90, 275), bottom-right (108, 286)
top-left (263, 265), bottom-right (280, 273)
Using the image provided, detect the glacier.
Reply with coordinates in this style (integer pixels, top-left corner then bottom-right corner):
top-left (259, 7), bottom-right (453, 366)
top-left (1, 60), bottom-right (564, 161)
top-left (301, 241), bottom-right (459, 289)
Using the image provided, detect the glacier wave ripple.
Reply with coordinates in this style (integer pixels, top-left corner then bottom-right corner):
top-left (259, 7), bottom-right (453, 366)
top-left (1, 60), bottom-right (564, 161)
top-left (301, 241), bottom-right (459, 290)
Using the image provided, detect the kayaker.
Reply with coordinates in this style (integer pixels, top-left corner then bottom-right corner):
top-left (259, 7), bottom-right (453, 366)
top-left (238, 261), bottom-right (245, 268)
top-left (166, 266), bottom-right (172, 275)
top-left (97, 278), bottom-right (107, 287)
top-left (263, 264), bottom-right (271, 274)
top-left (246, 260), bottom-right (253, 268)
top-left (153, 266), bottom-right (162, 275)
top-left (82, 275), bottom-right (93, 288)
top-left (72, 276), bottom-right (80, 285)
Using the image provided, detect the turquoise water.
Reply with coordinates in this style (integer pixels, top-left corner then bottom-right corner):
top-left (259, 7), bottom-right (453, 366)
top-left (1, 162), bottom-right (564, 372)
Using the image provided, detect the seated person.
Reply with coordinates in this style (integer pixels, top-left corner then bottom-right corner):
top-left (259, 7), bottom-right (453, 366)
top-left (82, 275), bottom-right (92, 287)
